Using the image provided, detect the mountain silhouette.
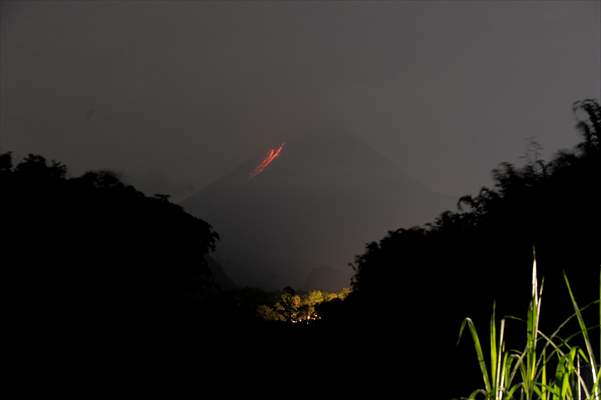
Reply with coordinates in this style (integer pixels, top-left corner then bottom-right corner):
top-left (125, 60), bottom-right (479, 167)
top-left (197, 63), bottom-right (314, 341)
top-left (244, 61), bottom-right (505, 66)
top-left (206, 255), bottom-right (238, 290)
top-left (182, 130), bottom-right (453, 289)
top-left (303, 266), bottom-right (349, 292)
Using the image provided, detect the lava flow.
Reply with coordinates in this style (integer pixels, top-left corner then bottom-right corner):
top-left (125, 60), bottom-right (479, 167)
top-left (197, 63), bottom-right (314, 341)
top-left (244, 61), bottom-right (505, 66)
top-left (250, 143), bottom-right (285, 178)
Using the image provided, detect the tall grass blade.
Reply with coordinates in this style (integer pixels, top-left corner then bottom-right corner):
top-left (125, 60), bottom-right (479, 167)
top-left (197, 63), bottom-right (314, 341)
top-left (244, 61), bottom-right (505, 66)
top-left (564, 272), bottom-right (598, 398)
top-left (459, 317), bottom-right (491, 395)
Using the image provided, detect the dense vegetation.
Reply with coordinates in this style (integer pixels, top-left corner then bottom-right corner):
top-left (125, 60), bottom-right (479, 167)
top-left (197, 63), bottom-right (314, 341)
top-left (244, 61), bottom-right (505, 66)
top-left (333, 99), bottom-right (600, 397)
top-left (1, 99), bottom-right (598, 395)
top-left (1, 154), bottom-right (219, 338)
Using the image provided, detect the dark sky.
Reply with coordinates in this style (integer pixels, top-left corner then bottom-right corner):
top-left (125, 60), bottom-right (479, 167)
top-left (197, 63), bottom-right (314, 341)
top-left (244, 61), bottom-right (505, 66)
top-left (1, 0), bottom-right (600, 198)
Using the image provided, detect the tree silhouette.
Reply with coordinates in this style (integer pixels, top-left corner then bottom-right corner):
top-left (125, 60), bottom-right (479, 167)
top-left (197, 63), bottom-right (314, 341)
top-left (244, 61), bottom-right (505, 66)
top-left (574, 99), bottom-right (601, 152)
top-left (337, 99), bottom-right (601, 398)
top-left (1, 154), bottom-right (220, 340)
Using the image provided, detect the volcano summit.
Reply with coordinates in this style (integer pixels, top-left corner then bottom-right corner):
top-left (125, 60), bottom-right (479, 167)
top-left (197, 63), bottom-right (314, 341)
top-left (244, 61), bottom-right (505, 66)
top-left (182, 131), bottom-right (452, 290)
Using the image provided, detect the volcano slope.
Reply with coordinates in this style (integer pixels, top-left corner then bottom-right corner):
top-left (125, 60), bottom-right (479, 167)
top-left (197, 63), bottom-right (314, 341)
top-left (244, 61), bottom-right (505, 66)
top-left (182, 131), bottom-right (452, 289)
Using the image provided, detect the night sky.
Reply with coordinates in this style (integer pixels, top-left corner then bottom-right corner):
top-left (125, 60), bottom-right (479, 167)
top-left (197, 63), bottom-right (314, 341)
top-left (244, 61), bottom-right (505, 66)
top-left (1, 1), bottom-right (600, 288)
top-left (2, 1), bottom-right (599, 198)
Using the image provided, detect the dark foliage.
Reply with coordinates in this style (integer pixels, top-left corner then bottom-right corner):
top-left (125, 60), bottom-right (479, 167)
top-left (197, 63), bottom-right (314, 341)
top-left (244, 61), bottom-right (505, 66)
top-left (2, 100), bottom-right (599, 395)
top-left (333, 99), bottom-right (601, 397)
top-left (1, 154), bottom-right (219, 351)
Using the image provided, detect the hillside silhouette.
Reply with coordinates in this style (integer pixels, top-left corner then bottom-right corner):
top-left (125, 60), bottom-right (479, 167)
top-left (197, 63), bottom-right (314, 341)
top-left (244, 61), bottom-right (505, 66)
top-left (327, 99), bottom-right (601, 397)
top-left (1, 156), bottom-right (219, 347)
top-left (182, 129), bottom-right (453, 289)
top-left (1, 99), bottom-right (599, 397)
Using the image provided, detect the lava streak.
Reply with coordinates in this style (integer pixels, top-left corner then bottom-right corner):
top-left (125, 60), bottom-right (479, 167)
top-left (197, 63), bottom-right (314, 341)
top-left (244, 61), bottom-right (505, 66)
top-left (250, 143), bottom-right (285, 178)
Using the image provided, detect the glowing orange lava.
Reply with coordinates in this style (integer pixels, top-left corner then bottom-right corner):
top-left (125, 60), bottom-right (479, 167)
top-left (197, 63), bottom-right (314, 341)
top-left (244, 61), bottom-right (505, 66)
top-left (250, 143), bottom-right (285, 178)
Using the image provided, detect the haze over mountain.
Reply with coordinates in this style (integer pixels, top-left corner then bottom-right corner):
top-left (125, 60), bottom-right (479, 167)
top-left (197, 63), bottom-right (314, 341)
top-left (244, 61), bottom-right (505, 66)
top-left (182, 130), bottom-right (453, 289)
top-left (2, 2), bottom-right (598, 203)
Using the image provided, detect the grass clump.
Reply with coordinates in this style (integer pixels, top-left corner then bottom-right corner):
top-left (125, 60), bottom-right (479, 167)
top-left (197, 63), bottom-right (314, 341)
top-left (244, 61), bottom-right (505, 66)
top-left (458, 254), bottom-right (600, 400)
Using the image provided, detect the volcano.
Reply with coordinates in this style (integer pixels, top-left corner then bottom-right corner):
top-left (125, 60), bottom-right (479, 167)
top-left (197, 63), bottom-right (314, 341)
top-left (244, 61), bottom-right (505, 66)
top-left (182, 131), bottom-right (453, 290)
